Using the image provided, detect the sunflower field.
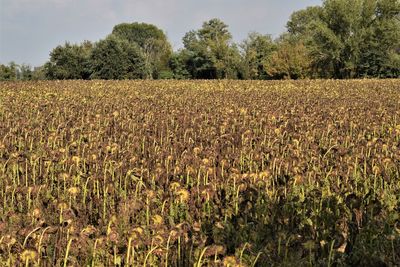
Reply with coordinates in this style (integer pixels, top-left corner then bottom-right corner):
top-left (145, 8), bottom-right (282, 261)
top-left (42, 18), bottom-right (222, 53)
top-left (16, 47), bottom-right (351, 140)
top-left (0, 80), bottom-right (399, 266)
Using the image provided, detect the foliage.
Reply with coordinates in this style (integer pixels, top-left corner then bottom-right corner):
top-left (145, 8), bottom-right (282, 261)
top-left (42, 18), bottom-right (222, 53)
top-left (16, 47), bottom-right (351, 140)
top-left (168, 51), bottom-right (192, 79)
top-left (89, 35), bottom-right (145, 80)
top-left (0, 62), bottom-right (42, 81)
top-left (112, 22), bottom-right (172, 79)
top-left (0, 80), bottom-right (399, 266)
top-left (31, 66), bottom-right (46, 81)
top-left (287, 0), bottom-right (400, 78)
top-left (287, 6), bottom-right (324, 36)
top-left (239, 32), bottom-right (276, 80)
top-left (44, 41), bottom-right (93, 80)
top-left (7, 1), bottom-right (400, 80)
top-left (180, 19), bottom-right (241, 79)
top-left (0, 62), bottom-right (18, 81)
top-left (265, 35), bottom-right (312, 79)
top-left (18, 64), bottom-right (33, 81)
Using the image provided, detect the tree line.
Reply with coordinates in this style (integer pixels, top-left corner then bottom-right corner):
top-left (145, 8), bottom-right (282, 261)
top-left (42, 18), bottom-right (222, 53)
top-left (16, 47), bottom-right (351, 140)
top-left (1, 0), bottom-right (399, 81)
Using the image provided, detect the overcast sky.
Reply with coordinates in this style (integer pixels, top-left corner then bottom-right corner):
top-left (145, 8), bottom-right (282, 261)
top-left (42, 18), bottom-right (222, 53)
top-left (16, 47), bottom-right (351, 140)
top-left (0, 0), bottom-right (321, 66)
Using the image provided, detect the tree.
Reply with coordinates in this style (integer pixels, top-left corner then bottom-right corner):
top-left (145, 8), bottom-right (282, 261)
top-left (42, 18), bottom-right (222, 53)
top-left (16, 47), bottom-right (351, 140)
top-left (44, 41), bottom-right (93, 80)
top-left (32, 66), bottom-right (46, 80)
top-left (19, 64), bottom-right (33, 80)
top-left (287, 6), bottom-right (324, 36)
top-left (0, 62), bottom-right (18, 81)
top-left (89, 35), bottom-right (145, 80)
top-left (266, 36), bottom-right (312, 79)
top-left (181, 18), bottom-right (241, 79)
top-left (181, 30), bottom-right (215, 78)
top-left (240, 32), bottom-right (276, 79)
top-left (286, 0), bottom-right (400, 78)
top-left (181, 19), bottom-right (240, 79)
top-left (357, 0), bottom-right (400, 77)
top-left (198, 18), bottom-right (241, 79)
top-left (0, 63), bottom-right (37, 81)
top-left (112, 22), bottom-right (172, 79)
top-left (304, 0), bottom-right (365, 78)
top-left (168, 51), bottom-right (192, 79)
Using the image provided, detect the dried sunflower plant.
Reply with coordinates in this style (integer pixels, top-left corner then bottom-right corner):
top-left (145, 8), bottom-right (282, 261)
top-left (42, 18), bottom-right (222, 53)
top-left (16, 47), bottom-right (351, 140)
top-left (0, 79), bottom-right (399, 266)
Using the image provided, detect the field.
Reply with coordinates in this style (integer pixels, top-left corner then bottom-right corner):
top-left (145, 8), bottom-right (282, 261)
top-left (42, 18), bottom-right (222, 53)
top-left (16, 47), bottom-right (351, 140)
top-left (0, 80), bottom-right (399, 266)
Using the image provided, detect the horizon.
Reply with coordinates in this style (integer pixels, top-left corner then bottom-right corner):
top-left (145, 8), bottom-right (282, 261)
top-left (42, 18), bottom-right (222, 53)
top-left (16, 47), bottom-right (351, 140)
top-left (0, 0), bottom-right (322, 67)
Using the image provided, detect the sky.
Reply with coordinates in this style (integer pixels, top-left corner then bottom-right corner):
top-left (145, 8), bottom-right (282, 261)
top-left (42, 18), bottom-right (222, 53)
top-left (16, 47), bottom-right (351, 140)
top-left (0, 0), bottom-right (322, 67)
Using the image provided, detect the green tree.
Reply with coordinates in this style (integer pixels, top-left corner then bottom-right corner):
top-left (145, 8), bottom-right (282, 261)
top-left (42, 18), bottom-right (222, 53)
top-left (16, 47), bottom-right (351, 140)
top-left (357, 0), bottom-right (400, 77)
top-left (266, 36), bottom-right (312, 79)
top-left (181, 30), bottom-right (214, 78)
top-left (112, 22), bottom-right (172, 79)
top-left (181, 18), bottom-right (241, 79)
top-left (240, 32), bottom-right (276, 79)
top-left (89, 35), bottom-right (145, 80)
top-left (0, 63), bottom-right (36, 81)
top-left (287, 6), bottom-right (324, 36)
top-left (44, 41), bottom-right (93, 80)
top-left (287, 0), bottom-right (400, 78)
top-left (307, 0), bottom-right (365, 78)
top-left (19, 64), bottom-right (33, 80)
top-left (32, 66), bottom-right (46, 80)
top-left (0, 62), bottom-right (18, 81)
top-left (168, 51), bottom-right (191, 79)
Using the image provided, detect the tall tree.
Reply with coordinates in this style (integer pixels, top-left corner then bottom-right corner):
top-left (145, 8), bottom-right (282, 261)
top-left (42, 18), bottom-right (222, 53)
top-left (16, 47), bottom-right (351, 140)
top-left (181, 18), bottom-right (240, 79)
top-left (181, 30), bottom-right (214, 78)
top-left (168, 51), bottom-right (192, 79)
top-left (32, 66), bottom-right (46, 80)
top-left (19, 64), bottom-right (33, 80)
top-left (307, 0), bottom-right (365, 78)
top-left (287, 6), bottom-right (324, 36)
top-left (89, 35), bottom-right (145, 80)
top-left (0, 62), bottom-right (17, 81)
top-left (286, 0), bottom-right (400, 78)
top-left (0, 63), bottom-right (36, 80)
top-left (240, 32), bottom-right (276, 79)
top-left (112, 22), bottom-right (172, 79)
top-left (44, 41), bottom-right (93, 80)
top-left (266, 35), bottom-right (312, 79)
top-left (357, 0), bottom-right (400, 77)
